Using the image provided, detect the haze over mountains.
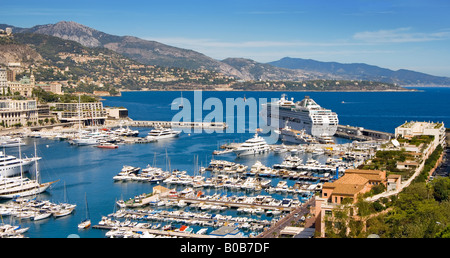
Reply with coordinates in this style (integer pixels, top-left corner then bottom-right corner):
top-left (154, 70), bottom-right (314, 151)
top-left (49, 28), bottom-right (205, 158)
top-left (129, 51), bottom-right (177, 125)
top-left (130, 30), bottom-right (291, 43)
top-left (2, 21), bottom-right (450, 86)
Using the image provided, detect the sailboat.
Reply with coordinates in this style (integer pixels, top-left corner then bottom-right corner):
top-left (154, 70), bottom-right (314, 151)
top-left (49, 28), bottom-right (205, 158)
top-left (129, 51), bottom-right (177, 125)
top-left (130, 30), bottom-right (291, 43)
top-left (78, 193), bottom-right (91, 229)
top-left (0, 143), bottom-right (58, 199)
top-left (52, 181), bottom-right (76, 218)
top-left (71, 96), bottom-right (99, 146)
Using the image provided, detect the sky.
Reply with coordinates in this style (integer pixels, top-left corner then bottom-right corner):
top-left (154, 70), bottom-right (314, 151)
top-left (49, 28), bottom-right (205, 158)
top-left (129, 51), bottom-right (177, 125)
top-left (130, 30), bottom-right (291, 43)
top-left (2, 0), bottom-right (450, 77)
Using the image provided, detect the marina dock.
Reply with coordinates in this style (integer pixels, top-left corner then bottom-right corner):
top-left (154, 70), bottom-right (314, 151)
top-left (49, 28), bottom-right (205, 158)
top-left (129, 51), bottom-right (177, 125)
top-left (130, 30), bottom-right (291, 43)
top-left (162, 196), bottom-right (298, 212)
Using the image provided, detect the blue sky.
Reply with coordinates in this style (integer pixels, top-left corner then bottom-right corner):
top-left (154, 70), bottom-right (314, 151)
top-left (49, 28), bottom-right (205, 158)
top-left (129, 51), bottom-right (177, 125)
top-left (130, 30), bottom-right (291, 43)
top-left (2, 0), bottom-right (450, 77)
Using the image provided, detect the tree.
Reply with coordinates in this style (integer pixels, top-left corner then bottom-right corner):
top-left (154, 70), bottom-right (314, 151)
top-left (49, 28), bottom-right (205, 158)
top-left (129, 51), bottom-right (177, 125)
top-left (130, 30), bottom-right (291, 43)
top-left (432, 177), bottom-right (450, 202)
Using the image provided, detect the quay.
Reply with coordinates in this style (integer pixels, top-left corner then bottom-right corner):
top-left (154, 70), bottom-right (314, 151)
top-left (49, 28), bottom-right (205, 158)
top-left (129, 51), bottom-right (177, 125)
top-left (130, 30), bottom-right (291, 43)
top-left (129, 120), bottom-right (227, 129)
top-left (335, 124), bottom-right (393, 141)
top-left (162, 196), bottom-right (298, 212)
top-left (93, 225), bottom-right (212, 238)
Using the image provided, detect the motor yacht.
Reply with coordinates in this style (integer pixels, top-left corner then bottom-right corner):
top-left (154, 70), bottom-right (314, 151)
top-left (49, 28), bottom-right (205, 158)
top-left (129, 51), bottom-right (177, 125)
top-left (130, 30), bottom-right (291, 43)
top-left (233, 133), bottom-right (270, 157)
top-left (146, 127), bottom-right (181, 140)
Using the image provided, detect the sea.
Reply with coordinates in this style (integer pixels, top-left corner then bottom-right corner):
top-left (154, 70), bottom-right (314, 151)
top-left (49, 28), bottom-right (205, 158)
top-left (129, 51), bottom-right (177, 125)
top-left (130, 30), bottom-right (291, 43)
top-left (5, 87), bottom-right (450, 238)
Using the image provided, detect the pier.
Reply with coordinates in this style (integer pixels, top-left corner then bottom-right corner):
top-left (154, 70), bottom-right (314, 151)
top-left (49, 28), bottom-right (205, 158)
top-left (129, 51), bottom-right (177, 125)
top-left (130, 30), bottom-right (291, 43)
top-left (129, 120), bottom-right (227, 129)
top-left (336, 124), bottom-right (393, 141)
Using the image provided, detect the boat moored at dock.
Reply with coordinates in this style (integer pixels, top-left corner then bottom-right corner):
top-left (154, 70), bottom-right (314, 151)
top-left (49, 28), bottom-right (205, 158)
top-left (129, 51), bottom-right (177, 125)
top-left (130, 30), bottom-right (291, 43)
top-left (233, 133), bottom-right (270, 157)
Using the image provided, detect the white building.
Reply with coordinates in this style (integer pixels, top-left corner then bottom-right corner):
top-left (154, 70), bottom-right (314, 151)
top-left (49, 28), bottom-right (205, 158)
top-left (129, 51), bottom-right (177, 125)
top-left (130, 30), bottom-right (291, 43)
top-left (0, 99), bottom-right (38, 127)
top-left (395, 121), bottom-right (446, 149)
top-left (0, 67), bottom-right (7, 94)
top-left (48, 101), bottom-right (107, 126)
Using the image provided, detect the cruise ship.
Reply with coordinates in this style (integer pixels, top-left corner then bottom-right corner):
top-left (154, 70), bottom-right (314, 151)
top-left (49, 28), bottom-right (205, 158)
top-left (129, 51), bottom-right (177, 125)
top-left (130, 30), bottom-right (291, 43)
top-left (262, 94), bottom-right (338, 137)
top-left (233, 133), bottom-right (270, 157)
top-left (0, 151), bottom-right (40, 178)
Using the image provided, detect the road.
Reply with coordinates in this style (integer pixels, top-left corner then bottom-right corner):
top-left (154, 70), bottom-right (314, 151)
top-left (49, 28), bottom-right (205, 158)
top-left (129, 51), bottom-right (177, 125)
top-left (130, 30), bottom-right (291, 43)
top-left (257, 197), bottom-right (315, 238)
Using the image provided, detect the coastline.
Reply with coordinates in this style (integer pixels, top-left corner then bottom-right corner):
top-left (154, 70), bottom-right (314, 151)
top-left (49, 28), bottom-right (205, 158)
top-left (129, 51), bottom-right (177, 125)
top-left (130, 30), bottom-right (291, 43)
top-left (114, 87), bottom-right (418, 95)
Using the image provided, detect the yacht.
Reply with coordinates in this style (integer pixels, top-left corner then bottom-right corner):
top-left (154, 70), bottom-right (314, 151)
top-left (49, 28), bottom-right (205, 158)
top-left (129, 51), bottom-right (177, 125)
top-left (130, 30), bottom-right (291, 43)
top-left (78, 193), bottom-right (91, 229)
top-left (112, 125), bottom-right (139, 137)
top-left (262, 94), bottom-right (339, 137)
top-left (0, 151), bottom-right (39, 178)
top-left (0, 144), bottom-right (57, 199)
top-left (0, 177), bottom-right (56, 199)
top-left (233, 133), bottom-right (270, 157)
top-left (316, 135), bottom-right (335, 144)
top-left (71, 136), bottom-right (99, 146)
top-left (280, 124), bottom-right (318, 145)
top-left (0, 137), bottom-right (26, 148)
top-left (146, 127), bottom-right (181, 140)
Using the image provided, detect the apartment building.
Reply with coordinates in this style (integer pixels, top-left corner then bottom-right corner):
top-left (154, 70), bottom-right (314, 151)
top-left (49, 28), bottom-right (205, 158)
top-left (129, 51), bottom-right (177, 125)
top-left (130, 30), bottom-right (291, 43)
top-left (48, 101), bottom-right (107, 126)
top-left (0, 99), bottom-right (38, 127)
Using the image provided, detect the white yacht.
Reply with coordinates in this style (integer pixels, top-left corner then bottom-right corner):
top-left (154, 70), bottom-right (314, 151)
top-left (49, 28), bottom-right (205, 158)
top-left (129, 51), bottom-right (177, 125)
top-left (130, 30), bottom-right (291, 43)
top-left (233, 133), bottom-right (270, 157)
top-left (0, 137), bottom-right (26, 148)
top-left (0, 143), bottom-right (57, 199)
top-left (71, 136), bottom-right (99, 146)
top-left (0, 176), bottom-right (56, 199)
top-left (280, 124), bottom-right (318, 145)
top-left (113, 125), bottom-right (139, 137)
top-left (262, 94), bottom-right (339, 137)
top-left (0, 151), bottom-right (39, 178)
top-left (146, 127), bottom-right (181, 140)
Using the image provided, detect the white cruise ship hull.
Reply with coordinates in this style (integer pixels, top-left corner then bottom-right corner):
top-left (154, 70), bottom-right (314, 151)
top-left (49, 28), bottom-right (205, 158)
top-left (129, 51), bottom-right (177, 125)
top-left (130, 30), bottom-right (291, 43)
top-left (262, 95), bottom-right (338, 137)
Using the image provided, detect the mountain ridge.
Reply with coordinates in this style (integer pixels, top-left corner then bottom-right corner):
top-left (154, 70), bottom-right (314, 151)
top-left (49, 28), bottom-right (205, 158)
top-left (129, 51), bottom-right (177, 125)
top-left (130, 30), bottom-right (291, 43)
top-left (268, 57), bottom-right (450, 86)
top-left (1, 21), bottom-right (450, 86)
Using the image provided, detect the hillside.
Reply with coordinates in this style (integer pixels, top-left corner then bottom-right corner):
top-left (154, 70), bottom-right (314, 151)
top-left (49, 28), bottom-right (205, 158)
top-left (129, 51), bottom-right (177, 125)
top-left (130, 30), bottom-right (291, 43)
top-left (0, 36), bottom-right (44, 66)
top-left (7, 21), bottom-right (245, 79)
top-left (6, 33), bottom-right (235, 92)
top-left (221, 58), bottom-right (324, 81)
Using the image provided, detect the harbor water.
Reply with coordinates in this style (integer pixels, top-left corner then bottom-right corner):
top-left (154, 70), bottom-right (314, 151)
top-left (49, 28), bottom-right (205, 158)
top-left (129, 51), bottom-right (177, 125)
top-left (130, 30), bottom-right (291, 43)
top-left (4, 87), bottom-right (450, 238)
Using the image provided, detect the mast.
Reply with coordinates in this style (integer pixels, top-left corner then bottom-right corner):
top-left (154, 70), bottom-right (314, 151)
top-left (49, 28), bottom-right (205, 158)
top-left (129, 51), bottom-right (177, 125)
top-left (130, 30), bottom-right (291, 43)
top-left (85, 192), bottom-right (90, 220)
top-left (34, 142), bottom-right (39, 184)
top-left (78, 95), bottom-right (81, 134)
top-left (19, 139), bottom-right (23, 189)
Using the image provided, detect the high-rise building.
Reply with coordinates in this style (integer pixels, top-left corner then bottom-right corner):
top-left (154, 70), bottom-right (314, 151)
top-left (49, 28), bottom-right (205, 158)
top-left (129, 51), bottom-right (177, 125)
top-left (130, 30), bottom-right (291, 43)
top-left (0, 67), bottom-right (7, 94)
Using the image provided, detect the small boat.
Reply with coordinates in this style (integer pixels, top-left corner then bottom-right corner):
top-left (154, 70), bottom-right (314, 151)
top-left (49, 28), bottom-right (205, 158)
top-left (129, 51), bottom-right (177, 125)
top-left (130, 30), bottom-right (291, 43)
top-left (78, 219), bottom-right (91, 229)
top-left (78, 193), bottom-right (91, 229)
top-left (53, 207), bottom-right (75, 218)
top-left (96, 142), bottom-right (118, 149)
top-left (196, 228), bottom-right (208, 235)
top-left (33, 211), bottom-right (52, 221)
